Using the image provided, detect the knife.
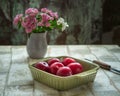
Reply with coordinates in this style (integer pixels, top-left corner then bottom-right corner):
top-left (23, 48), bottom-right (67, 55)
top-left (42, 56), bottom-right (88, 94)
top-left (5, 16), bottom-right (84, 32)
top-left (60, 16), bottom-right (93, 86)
top-left (85, 58), bottom-right (120, 75)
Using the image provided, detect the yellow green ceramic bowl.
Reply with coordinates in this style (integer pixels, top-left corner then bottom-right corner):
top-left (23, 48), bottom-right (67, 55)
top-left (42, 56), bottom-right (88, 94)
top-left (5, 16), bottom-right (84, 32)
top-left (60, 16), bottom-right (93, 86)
top-left (29, 56), bottom-right (99, 91)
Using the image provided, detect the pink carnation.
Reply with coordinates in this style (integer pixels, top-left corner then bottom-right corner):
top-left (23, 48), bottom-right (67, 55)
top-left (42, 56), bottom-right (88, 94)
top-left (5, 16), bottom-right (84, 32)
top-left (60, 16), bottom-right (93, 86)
top-left (45, 22), bottom-right (50, 27)
top-left (22, 16), bottom-right (37, 33)
top-left (41, 8), bottom-right (51, 13)
top-left (38, 21), bottom-right (50, 27)
top-left (37, 22), bottom-right (44, 26)
top-left (25, 8), bottom-right (39, 17)
top-left (41, 8), bottom-right (58, 19)
top-left (41, 13), bottom-right (51, 21)
top-left (49, 12), bottom-right (58, 19)
top-left (38, 13), bottom-right (51, 27)
top-left (53, 12), bottom-right (58, 19)
top-left (13, 14), bottom-right (23, 25)
top-left (25, 28), bottom-right (33, 33)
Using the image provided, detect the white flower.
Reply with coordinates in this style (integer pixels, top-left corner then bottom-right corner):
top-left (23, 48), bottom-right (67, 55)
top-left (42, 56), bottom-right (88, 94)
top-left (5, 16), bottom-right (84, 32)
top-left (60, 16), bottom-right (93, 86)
top-left (62, 22), bottom-right (69, 31)
top-left (57, 17), bottom-right (64, 25)
top-left (57, 17), bottom-right (69, 31)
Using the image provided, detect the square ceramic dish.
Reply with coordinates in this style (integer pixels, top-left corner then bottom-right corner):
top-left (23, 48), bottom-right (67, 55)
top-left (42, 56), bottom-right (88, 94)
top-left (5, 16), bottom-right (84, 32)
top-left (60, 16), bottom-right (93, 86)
top-left (29, 56), bottom-right (99, 91)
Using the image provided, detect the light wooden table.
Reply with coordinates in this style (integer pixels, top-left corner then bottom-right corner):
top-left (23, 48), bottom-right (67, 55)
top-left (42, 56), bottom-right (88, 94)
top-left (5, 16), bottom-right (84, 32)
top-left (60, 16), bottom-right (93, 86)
top-left (0, 45), bottom-right (120, 96)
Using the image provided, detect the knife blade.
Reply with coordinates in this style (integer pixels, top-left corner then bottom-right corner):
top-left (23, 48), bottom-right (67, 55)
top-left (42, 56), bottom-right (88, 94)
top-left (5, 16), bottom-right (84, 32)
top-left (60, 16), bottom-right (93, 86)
top-left (85, 58), bottom-right (120, 75)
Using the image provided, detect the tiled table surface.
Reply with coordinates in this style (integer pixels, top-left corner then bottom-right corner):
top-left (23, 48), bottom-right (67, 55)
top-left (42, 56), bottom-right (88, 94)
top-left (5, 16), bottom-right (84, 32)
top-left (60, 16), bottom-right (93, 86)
top-left (0, 45), bottom-right (120, 96)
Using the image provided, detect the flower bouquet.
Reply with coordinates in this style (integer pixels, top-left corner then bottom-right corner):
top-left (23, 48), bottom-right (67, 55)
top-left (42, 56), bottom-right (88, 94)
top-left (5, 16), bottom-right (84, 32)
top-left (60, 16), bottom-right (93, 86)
top-left (13, 8), bottom-right (69, 33)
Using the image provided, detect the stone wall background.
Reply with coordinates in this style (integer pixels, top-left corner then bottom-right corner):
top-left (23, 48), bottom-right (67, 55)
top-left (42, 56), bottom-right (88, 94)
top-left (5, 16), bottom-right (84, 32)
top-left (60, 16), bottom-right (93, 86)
top-left (102, 0), bottom-right (120, 45)
top-left (0, 0), bottom-right (119, 45)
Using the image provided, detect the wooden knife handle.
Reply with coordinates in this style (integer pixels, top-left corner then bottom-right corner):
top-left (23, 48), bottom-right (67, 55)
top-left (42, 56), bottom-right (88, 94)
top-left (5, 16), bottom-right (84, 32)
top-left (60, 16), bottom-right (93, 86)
top-left (93, 60), bottom-right (111, 70)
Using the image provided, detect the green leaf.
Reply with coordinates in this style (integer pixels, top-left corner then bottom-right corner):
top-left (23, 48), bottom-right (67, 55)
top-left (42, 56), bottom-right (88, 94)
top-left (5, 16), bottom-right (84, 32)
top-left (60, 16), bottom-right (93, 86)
top-left (18, 21), bottom-right (21, 29)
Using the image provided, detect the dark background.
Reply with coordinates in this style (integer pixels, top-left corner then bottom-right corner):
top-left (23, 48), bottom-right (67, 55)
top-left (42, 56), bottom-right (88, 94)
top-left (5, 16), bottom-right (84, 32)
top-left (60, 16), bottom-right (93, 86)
top-left (0, 0), bottom-right (120, 45)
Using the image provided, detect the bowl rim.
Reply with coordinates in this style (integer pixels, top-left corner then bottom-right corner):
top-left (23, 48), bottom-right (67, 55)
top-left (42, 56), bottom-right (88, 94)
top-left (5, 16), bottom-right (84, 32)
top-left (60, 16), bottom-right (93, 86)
top-left (29, 56), bottom-right (99, 79)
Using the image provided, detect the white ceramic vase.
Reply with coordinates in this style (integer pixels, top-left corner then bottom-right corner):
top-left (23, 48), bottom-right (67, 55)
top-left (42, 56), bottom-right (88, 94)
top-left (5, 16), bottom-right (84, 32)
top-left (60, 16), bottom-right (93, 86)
top-left (26, 32), bottom-right (47, 59)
